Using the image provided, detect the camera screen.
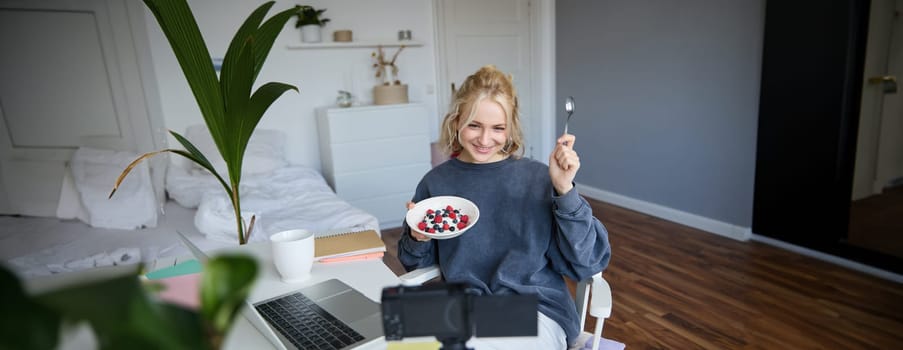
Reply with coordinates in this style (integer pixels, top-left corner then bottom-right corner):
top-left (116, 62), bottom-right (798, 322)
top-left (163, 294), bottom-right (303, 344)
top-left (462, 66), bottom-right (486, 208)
top-left (399, 292), bottom-right (468, 338)
top-left (381, 283), bottom-right (537, 341)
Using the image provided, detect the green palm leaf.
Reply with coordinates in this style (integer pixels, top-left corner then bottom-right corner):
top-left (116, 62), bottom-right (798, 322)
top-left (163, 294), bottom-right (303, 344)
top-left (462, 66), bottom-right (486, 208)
top-left (251, 8), bottom-right (299, 80)
top-left (244, 82), bottom-right (298, 146)
top-left (168, 131), bottom-right (231, 194)
top-left (143, 0), bottom-right (223, 140)
top-left (220, 35), bottom-right (256, 183)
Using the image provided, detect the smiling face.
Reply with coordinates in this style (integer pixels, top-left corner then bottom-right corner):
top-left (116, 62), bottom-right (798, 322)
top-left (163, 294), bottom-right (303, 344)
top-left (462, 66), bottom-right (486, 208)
top-left (438, 65), bottom-right (524, 159)
top-left (456, 99), bottom-right (509, 164)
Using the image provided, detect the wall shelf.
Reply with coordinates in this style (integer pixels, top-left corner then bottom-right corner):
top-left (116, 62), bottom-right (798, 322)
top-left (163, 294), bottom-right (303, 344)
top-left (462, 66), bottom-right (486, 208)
top-left (287, 40), bottom-right (423, 50)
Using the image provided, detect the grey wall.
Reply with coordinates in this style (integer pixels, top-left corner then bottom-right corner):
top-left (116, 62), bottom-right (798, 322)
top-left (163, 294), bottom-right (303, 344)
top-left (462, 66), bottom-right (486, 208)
top-left (556, 0), bottom-right (764, 227)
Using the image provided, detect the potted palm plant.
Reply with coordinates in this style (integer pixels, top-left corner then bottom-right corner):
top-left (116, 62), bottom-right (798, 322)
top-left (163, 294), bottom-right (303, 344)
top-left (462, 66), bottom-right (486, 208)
top-left (111, 0), bottom-right (298, 245)
top-left (294, 5), bottom-right (330, 43)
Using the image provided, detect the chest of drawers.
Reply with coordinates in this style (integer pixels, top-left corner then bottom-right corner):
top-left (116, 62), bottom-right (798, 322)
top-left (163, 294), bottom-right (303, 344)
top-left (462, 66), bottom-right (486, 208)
top-left (317, 103), bottom-right (431, 229)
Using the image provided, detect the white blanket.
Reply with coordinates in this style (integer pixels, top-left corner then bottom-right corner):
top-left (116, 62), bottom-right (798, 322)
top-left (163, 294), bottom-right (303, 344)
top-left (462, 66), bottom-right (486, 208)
top-left (61, 147), bottom-right (158, 230)
top-left (3, 202), bottom-right (233, 278)
top-left (166, 164), bottom-right (380, 243)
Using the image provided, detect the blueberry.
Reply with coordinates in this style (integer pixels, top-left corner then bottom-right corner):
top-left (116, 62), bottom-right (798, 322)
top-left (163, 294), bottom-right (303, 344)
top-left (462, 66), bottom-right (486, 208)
top-left (438, 228), bottom-right (444, 233)
top-left (449, 227), bottom-right (455, 232)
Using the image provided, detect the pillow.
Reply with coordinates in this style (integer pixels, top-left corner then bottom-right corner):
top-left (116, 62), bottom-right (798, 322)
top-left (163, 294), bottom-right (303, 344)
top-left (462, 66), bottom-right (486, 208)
top-left (69, 147), bottom-right (158, 229)
top-left (183, 125), bottom-right (287, 177)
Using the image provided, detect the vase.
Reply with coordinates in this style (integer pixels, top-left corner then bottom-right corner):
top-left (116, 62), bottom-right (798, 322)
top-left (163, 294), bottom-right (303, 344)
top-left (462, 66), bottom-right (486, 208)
top-left (373, 85), bottom-right (408, 105)
top-left (300, 24), bottom-right (322, 43)
top-left (381, 65), bottom-right (395, 85)
top-left (333, 30), bottom-right (352, 42)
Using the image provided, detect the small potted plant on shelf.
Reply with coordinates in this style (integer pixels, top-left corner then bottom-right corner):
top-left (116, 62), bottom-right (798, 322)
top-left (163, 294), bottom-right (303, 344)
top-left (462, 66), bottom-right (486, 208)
top-left (294, 5), bottom-right (330, 43)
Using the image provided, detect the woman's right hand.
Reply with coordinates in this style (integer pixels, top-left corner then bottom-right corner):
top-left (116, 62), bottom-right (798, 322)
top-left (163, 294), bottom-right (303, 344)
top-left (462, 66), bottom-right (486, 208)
top-left (406, 201), bottom-right (431, 242)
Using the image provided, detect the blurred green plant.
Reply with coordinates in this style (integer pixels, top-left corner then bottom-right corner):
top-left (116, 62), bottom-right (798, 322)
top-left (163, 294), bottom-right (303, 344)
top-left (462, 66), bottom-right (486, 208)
top-left (0, 255), bottom-right (257, 349)
top-left (110, 0), bottom-right (298, 245)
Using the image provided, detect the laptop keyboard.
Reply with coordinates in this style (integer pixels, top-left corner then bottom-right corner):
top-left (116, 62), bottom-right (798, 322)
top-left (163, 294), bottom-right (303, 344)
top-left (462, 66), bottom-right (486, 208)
top-left (256, 292), bottom-right (366, 350)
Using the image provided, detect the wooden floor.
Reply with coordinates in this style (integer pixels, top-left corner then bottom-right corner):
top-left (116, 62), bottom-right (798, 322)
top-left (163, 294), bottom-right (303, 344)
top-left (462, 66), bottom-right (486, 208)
top-left (380, 197), bottom-right (903, 349)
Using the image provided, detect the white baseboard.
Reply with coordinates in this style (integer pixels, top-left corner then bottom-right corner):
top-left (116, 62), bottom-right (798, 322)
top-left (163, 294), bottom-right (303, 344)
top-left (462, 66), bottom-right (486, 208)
top-left (751, 234), bottom-right (903, 283)
top-left (575, 184), bottom-right (751, 241)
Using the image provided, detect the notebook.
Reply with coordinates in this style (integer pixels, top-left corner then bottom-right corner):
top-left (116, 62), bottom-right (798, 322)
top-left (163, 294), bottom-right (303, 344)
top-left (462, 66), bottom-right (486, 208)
top-left (315, 229), bottom-right (386, 260)
top-left (174, 231), bottom-right (385, 350)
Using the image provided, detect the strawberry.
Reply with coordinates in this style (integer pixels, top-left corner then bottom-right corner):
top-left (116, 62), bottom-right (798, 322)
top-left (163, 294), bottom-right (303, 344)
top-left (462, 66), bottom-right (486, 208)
top-left (457, 222), bottom-right (467, 229)
top-left (460, 215), bottom-right (469, 223)
top-left (418, 221), bottom-right (427, 230)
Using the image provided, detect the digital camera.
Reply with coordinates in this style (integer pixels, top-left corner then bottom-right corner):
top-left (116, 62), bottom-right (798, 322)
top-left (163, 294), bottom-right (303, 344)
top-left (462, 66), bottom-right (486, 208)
top-left (381, 283), bottom-right (537, 349)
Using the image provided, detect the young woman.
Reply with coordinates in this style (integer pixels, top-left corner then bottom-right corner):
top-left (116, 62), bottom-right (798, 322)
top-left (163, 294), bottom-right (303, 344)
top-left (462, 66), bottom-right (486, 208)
top-left (397, 65), bottom-right (611, 349)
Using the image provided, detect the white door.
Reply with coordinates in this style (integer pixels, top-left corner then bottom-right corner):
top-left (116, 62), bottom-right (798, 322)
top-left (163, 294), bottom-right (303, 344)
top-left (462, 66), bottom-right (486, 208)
top-left (0, 0), bottom-right (164, 217)
top-left (853, 0), bottom-right (903, 199)
top-left (436, 0), bottom-right (537, 158)
top-left (873, 1), bottom-right (903, 191)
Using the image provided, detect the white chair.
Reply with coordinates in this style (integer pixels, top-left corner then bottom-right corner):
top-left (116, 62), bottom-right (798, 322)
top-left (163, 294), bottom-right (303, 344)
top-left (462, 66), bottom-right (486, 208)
top-left (573, 272), bottom-right (613, 350)
top-left (398, 266), bottom-right (612, 350)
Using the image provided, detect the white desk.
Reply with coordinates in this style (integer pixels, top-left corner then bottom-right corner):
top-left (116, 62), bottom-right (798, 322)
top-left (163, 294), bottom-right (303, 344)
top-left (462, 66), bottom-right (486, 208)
top-left (220, 242), bottom-right (401, 349)
top-left (23, 242), bottom-right (401, 350)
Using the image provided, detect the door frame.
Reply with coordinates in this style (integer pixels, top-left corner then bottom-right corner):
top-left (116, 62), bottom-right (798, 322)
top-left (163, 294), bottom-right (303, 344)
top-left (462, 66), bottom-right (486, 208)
top-left (126, 1), bottom-right (169, 208)
top-left (123, 0), bottom-right (170, 207)
top-left (432, 0), bottom-right (556, 162)
top-left (752, 0), bottom-right (902, 274)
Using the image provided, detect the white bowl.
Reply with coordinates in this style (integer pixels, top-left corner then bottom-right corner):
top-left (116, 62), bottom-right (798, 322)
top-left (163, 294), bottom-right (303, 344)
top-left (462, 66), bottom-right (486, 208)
top-left (405, 196), bottom-right (480, 240)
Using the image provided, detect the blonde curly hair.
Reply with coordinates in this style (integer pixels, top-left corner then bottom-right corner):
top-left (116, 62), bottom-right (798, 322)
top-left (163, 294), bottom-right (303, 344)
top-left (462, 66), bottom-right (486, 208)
top-left (438, 65), bottom-right (524, 158)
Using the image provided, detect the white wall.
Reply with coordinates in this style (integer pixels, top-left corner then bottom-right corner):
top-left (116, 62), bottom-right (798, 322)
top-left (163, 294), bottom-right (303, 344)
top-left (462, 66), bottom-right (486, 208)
top-left (143, 0), bottom-right (440, 170)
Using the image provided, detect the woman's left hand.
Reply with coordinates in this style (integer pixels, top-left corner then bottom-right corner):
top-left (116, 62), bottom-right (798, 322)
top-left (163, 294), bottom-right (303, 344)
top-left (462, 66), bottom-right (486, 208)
top-left (549, 134), bottom-right (580, 195)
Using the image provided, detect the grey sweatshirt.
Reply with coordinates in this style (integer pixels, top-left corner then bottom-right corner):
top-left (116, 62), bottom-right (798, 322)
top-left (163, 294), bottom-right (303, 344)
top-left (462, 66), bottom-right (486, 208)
top-left (398, 156), bottom-right (612, 345)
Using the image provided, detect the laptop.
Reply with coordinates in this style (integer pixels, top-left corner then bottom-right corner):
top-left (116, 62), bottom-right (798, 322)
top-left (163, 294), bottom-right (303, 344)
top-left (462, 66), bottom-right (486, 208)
top-left (175, 231), bottom-right (385, 350)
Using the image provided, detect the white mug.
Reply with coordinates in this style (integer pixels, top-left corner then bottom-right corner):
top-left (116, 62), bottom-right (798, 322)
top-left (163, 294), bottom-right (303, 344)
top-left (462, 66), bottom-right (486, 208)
top-left (270, 229), bottom-right (315, 283)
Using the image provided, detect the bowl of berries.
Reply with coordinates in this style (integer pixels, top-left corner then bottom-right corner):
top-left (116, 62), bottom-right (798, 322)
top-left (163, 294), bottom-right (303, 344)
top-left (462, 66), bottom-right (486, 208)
top-left (405, 196), bottom-right (480, 240)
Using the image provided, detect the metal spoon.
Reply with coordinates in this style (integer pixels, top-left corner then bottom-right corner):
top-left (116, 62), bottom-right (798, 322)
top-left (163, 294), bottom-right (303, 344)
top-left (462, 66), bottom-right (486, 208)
top-left (563, 96), bottom-right (575, 145)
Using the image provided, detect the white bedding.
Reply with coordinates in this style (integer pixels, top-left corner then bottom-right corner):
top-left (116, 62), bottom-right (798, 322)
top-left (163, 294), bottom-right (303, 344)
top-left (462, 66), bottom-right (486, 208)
top-left (3, 126), bottom-right (380, 279)
top-left (3, 163), bottom-right (381, 278)
top-left (2, 202), bottom-right (228, 278)
top-left (166, 163), bottom-right (380, 243)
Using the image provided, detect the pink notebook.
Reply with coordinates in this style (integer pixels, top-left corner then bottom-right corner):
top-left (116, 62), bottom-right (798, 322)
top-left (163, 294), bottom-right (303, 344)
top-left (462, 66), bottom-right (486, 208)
top-left (155, 273), bottom-right (201, 310)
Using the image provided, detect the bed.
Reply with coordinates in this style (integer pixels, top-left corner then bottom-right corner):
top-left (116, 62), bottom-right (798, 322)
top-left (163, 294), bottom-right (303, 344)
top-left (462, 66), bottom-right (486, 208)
top-left (2, 126), bottom-right (380, 278)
